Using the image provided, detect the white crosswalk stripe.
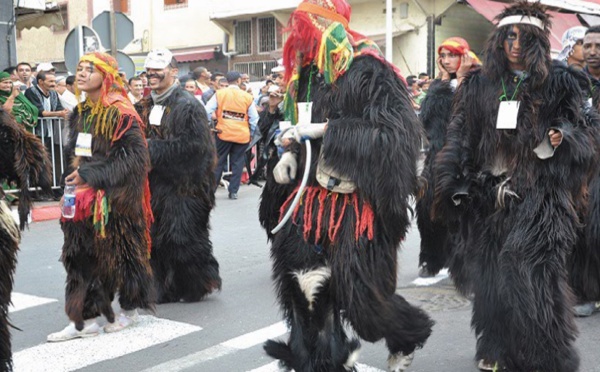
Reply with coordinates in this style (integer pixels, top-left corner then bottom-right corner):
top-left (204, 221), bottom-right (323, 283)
top-left (9, 292), bottom-right (57, 313)
top-left (142, 321), bottom-right (288, 372)
top-left (13, 315), bottom-right (202, 372)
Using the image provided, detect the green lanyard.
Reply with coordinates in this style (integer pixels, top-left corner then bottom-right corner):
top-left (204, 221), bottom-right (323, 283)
top-left (499, 74), bottom-right (525, 102)
top-left (82, 110), bottom-right (93, 134)
top-left (306, 64), bottom-right (315, 102)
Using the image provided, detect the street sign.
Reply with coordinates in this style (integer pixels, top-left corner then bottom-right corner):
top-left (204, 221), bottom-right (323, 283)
top-left (64, 25), bottom-right (101, 74)
top-left (92, 11), bottom-right (134, 51)
top-left (113, 50), bottom-right (136, 80)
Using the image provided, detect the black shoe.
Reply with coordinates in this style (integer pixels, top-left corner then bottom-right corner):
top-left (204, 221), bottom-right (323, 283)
top-left (228, 192), bottom-right (238, 200)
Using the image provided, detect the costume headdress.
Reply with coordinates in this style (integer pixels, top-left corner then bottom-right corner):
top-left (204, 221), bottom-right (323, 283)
top-left (482, 1), bottom-right (551, 87)
top-left (73, 52), bottom-right (153, 252)
top-left (283, 0), bottom-right (401, 123)
top-left (438, 37), bottom-right (482, 66)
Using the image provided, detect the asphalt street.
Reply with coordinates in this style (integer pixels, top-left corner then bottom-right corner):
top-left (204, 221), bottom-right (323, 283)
top-left (9, 185), bottom-right (600, 372)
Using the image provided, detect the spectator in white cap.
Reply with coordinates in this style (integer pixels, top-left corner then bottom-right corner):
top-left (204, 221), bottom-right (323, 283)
top-left (135, 48), bottom-right (222, 303)
top-left (36, 62), bottom-right (56, 74)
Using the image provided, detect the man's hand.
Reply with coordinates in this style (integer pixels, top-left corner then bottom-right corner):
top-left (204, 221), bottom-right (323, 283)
top-left (273, 152), bottom-right (297, 184)
top-left (549, 129), bottom-right (563, 148)
top-left (65, 169), bottom-right (87, 186)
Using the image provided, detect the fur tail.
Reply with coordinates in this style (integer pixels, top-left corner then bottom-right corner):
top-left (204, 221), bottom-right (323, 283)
top-left (264, 340), bottom-right (294, 369)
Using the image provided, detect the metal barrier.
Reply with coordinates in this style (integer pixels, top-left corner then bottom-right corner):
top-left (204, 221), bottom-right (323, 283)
top-left (4, 117), bottom-right (67, 194)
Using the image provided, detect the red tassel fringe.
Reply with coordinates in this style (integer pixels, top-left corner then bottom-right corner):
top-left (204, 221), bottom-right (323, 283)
top-left (279, 186), bottom-right (374, 244)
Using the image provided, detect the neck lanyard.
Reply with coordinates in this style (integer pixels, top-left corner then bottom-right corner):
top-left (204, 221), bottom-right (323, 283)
top-left (499, 74), bottom-right (525, 102)
top-left (83, 110), bottom-right (93, 134)
top-left (306, 64), bottom-right (315, 102)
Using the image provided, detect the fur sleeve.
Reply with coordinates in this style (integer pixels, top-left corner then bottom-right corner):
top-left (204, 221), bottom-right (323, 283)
top-left (420, 80), bottom-right (454, 154)
top-left (432, 82), bottom-right (472, 224)
top-left (320, 56), bottom-right (421, 235)
top-left (77, 118), bottom-right (149, 191)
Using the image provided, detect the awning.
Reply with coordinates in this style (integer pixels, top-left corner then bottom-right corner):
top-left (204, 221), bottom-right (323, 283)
top-left (16, 11), bottom-right (63, 31)
top-left (579, 13), bottom-right (600, 26)
top-left (172, 49), bottom-right (215, 63)
top-left (466, 0), bottom-right (582, 51)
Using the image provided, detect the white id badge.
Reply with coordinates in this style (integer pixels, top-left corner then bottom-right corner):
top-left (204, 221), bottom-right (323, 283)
top-left (75, 133), bottom-right (92, 157)
top-left (496, 101), bottom-right (520, 130)
top-left (297, 102), bottom-right (313, 124)
top-left (149, 105), bottom-right (165, 126)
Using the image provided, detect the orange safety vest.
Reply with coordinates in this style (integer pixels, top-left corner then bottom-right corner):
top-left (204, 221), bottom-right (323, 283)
top-left (215, 87), bottom-right (253, 144)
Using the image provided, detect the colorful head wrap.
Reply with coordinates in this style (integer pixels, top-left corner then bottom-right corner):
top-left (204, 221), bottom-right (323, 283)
top-left (0, 71), bottom-right (39, 128)
top-left (438, 37), bottom-right (482, 66)
top-left (557, 26), bottom-right (587, 61)
top-left (283, 0), bottom-right (402, 124)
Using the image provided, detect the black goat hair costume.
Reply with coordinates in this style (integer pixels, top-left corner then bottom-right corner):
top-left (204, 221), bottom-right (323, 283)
top-left (0, 108), bottom-right (51, 371)
top-left (567, 72), bottom-right (600, 305)
top-left (415, 80), bottom-right (457, 277)
top-left (260, 49), bottom-right (432, 372)
top-left (136, 87), bottom-right (221, 303)
top-left (433, 4), bottom-right (600, 369)
top-left (61, 99), bottom-right (154, 327)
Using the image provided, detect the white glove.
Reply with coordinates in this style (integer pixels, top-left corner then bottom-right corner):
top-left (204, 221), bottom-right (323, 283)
top-left (293, 123), bottom-right (327, 142)
top-left (273, 152), bottom-right (298, 184)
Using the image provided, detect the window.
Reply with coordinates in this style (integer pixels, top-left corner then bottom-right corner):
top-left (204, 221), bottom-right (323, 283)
top-left (164, 0), bottom-right (188, 10)
top-left (235, 20), bottom-right (252, 55)
top-left (233, 61), bottom-right (277, 79)
top-left (51, 3), bottom-right (68, 33)
top-left (258, 17), bottom-right (276, 53)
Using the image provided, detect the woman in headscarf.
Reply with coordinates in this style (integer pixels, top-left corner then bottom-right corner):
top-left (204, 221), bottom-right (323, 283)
top-left (0, 72), bottom-right (38, 131)
top-left (47, 52), bottom-right (154, 342)
top-left (416, 37), bottom-right (481, 289)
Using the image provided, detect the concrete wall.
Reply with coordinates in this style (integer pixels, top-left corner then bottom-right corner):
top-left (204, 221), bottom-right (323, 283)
top-left (16, 0), bottom-right (90, 64)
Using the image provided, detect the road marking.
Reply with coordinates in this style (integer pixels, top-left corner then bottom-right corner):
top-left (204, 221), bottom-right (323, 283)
top-left (142, 321), bottom-right (288, 372)
top-left (411, 268), bottom-right (449, 286)
top-left (247, 361), bottom-right (386, 371)
top-left (9, 292), bottom-right (58, 313)
top-left (13, 315), bottom-right (201, 372)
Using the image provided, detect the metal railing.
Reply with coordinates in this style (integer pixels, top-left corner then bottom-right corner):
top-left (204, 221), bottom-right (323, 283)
top-left (4, 117), bottom-right (68, 195)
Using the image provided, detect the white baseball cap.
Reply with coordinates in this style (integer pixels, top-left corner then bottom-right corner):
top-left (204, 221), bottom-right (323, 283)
top-left (36, 62), bottom-right (55, 73)
top-left (144, 48), bottom-right (174, 69)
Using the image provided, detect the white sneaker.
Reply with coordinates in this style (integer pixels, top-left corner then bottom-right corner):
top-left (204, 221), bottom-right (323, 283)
top-left (104, 309), bottom-right (139, 333)
top-left (47, 320), bottom-right (100, 342)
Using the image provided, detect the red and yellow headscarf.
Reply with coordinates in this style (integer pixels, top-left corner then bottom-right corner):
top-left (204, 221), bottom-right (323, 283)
top-left (438, 37), bottom-right (482, 67)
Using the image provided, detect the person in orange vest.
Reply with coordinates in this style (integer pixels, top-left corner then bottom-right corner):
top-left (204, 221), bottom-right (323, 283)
top-left (205, 71), bottom-right (258, 200)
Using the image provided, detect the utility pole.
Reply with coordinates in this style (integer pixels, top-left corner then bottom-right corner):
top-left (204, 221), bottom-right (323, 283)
top-left (385, 0), bottom-right (393, 63)
top-left (0, 0), bottom-right (18, 69)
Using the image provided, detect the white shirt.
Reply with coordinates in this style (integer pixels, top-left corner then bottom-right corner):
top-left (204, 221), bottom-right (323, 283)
top-left (59, 90), bottom-right (78, 111)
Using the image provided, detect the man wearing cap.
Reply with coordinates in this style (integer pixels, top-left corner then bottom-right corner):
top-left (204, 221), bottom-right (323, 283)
top-left (136, 48), bottom-right (222, 304)
top-left (36, 62), bottom-right (56, 75)
top-left (55, 76), bottom-right (78, 111)
top-left (434, 3), bottom-right (600, 371)
top-left (205, 71), bottom-right (258, 200)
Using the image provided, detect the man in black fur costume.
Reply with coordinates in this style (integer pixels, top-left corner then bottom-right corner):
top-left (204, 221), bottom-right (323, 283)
top-left (136, 49), bottom-right (221, 303)
top-left (0, 107), bottom-right (51, 370)
top-left (568, 26), bottom-right (600, 317)
top-left (259, 1), bottom-right (433, 370)
top-left (416, 37), bottom-right (480, 280)
top-left (433, 3), bottom-right (600, 371)
top-left (48, 52), bottom-right (155, 341)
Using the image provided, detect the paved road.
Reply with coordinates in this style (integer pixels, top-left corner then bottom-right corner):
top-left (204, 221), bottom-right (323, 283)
top-left (9, 185), bottom-right (600, 371)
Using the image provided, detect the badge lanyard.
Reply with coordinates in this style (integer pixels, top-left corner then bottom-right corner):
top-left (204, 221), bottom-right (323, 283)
top-left (75, 113), bottom-right (93, 157)
top-left (496, 75), bottom-right (525, 130)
